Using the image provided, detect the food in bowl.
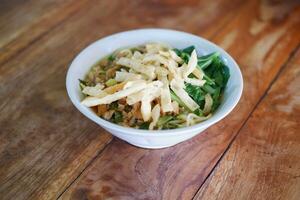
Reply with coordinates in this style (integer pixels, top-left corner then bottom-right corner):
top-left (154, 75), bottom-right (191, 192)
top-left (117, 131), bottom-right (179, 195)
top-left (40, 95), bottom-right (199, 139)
top-left (79, 43), bottom-right (230, 130)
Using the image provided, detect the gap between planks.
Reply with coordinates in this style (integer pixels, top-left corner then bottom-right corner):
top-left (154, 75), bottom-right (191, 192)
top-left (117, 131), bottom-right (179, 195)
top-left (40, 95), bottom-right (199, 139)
top-left (56, 142), bottom-right (112, 200)
top-left (191, 43), bottom-right (300, 199)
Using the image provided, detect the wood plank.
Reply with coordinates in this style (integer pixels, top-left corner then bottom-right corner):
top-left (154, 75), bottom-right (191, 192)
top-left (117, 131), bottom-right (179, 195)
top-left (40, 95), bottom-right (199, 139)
top-left (194, 47), bottom-right (300, 200)
top-left (0, 0), bottom-right (89, 65)
top-left (0, 0), bottom-right (243, 66)
top-left (0, 1), bottom-right (118, 198)
top-left (60, 1), bottom-right (300, 199)
top-left (0, 0), bottom-right (77, 46)
top-left (0, 0), bottom-right (245, 199)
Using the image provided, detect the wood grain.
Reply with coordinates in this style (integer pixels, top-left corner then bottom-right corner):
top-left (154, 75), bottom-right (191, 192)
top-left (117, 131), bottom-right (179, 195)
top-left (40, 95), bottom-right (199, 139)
top-left (60, 1), bottom-right (300, 199)
top-left (194, 48), bottom-right (300, 200)
top-left (0, 0), bottom-right (244, 67)
top-left (0, 0), bottom-right (246, 199)
top-left (0, 0), bottom-right (89, 65)
top-left (0, 0), bottom-right (78, 46)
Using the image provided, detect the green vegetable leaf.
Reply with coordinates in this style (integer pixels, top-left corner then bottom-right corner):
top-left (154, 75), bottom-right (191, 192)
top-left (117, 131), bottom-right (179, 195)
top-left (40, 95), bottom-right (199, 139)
top-left (173, 47), bottom-right (193, 63)
top-left (79, 79), bottom-right (87, 90)
top-left (197, 52), bottom-right (220, 70)
top-left (139, 122), bottom-right (150, 129)
top-left (173, 48), bottom-right (181, 56)
top-left (109, 101), bottom-right (118, 110)
top-left (112, 111), bottom-right (123, 123)
top-left (157, 116), bottom-right (173, 127)
top-left (185, 83), bottom-right (205, 106)
top-left (181, 53), bottom-right (190, 63)
top-left (202, 84), bottom-right (216, 94)
top-left (124, 105), bottom-right (132, 112)
top-left (186, 51), bottom-right (230, 114)
top-left (170, 90), bottom-right (191, 111)
top-left (193, 108), bottom-right (204, 116)
top-left (203, 74), bottom-right (215, 85)
top-left (221, 64), bottom-right (230, 87)
top-left (182, 46), bottom-right (195, 54)
top-left (205, 60), bottom-right (229, 89)
top-left (108, 54), bottom-right (115, 62)
top-left (211, 87), bottom-right (221, 112)
top-left (162, 118), bottom-right (186, 129)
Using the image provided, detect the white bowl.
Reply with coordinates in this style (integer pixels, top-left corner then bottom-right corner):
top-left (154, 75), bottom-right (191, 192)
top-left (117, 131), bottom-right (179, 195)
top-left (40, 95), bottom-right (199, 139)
top-left (66, 28), bottom-right (243, 149)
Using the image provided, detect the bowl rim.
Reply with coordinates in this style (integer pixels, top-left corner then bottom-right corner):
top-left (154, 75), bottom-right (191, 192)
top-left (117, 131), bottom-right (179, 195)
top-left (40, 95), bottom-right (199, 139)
top-left (66, 28), bottom-right (243, 137)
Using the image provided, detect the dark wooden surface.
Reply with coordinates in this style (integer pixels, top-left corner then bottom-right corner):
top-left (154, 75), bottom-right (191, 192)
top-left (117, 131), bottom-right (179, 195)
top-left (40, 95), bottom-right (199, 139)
top-left (0, 0), bottom-right (299, 199)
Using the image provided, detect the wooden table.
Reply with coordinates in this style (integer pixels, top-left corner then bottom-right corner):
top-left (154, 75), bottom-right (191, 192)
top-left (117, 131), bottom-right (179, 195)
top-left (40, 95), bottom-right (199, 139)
top-left (1, 0), bottom-right (300, 199)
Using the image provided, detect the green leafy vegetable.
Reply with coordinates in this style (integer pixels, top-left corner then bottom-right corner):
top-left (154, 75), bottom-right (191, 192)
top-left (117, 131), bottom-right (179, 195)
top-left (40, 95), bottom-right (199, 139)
top-left (181, 53), bottom-right (190, 63)
top-left (170, 90), bottom-right (191, 111)
top-left (162, 118), bottom-right (186, 129)
top-left (173, 48), bottom-right (181, 55)
top-left (185, 83), bottom-right (205, 105)
top-left (176, 113), bottom-right (187, 120)
top-left (211, 87), bottom-right (221, 111)
top-left (182, 46), bottom-right (195, 54)
top-left (173, 46), bottom-right (195, 63)
top-left (203, 74), bottom-right (215, 85)
top-left (124, 105), bottom-right (132, 112)
top-left (109, 101), bottom-right (118, 110)
top-left (112, 111), bottom-right (123, 123)
top-left (79, 79), bottom-right (88, 90)
top-left (202, 84), bottom-right (216, 94)
top-left (200, 53), bottom-right (230, 112)
top-left (157, 116), bottom-right (173, 127)
top-left (139, 122), bottom-right (150, 129)
top-left (193, 108), bottom-right (204, 116)
top-left (178, 48), bottom-right (230, 113)
top-left (108, 54), bottom-right (115, 62)
top-left (203, 55), bottom-right (229, 89)
top-left (197, 52), bottom-right (220, 70)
